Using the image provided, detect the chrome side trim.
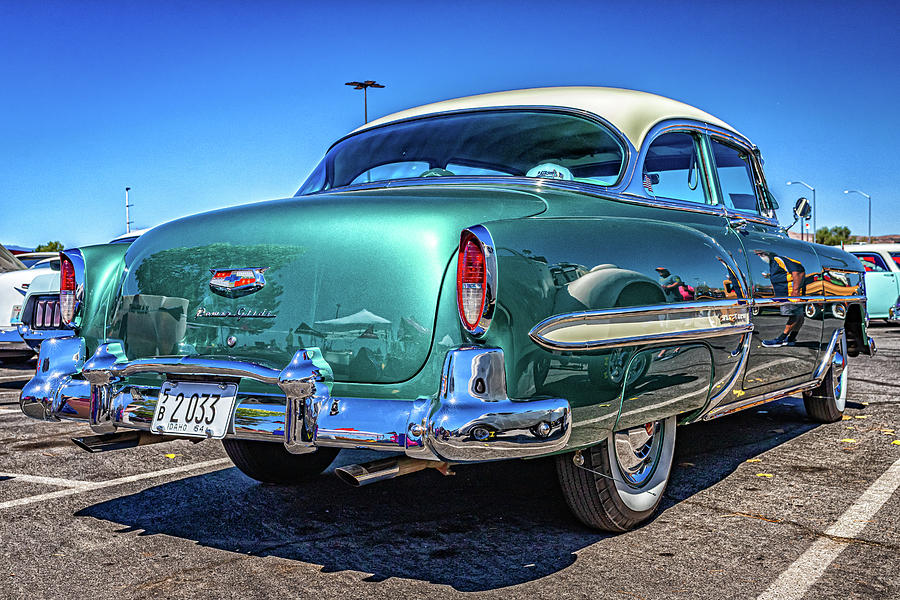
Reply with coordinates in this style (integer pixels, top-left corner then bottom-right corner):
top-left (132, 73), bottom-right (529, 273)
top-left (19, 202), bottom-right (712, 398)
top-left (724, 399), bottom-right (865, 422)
top-left (752, 295), bottom-right (866, 305)
top-left (458, 224), bottom-right (498, 337)
top-left (528, 300), bottom-right (752, 352)
top-left (703, 331), bottom-right (753, 412)
top-left (703, 328), bottom-right (845, 420)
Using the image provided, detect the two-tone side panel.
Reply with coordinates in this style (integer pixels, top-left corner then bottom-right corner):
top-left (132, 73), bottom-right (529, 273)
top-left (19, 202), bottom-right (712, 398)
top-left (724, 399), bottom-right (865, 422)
top-left (479, 209), bottom-right (751, 450)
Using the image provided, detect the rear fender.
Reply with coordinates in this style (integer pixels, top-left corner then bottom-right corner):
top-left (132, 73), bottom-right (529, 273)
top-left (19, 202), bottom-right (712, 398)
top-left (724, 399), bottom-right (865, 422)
top-left (476, 216), bottom-right (746, 446)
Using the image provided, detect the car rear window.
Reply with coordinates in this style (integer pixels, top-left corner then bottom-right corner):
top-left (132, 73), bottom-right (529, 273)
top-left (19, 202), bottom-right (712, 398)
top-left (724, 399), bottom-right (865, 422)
top-left (297, 109), bottom-right (625, 194)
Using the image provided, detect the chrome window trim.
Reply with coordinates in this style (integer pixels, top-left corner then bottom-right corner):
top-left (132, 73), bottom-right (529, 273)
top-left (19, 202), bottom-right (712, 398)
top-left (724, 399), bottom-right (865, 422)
top-left (704, 131), bottom-right (780, 226)
top-left (631, 125), bottom-right (718, 209)
top-left (458, 224), bottom-right (498, 338)
top-left (304, 105), bottom-right (634, 194)
top-left (296, 116), bottom-right (786, 228)
top-left (622, 118), bottom-right (781, 224)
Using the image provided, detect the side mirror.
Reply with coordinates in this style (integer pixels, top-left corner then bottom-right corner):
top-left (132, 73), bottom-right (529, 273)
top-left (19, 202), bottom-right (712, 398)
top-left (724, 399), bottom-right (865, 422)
top-left (794, 197), bottom-right (811, 219)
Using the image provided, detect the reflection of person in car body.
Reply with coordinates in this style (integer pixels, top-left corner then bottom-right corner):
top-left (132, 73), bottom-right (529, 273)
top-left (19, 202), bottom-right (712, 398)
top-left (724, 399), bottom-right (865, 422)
top-left (756, 250), bottom-right (807, 347)
top-left (655, 267), bottom-right (694, 302)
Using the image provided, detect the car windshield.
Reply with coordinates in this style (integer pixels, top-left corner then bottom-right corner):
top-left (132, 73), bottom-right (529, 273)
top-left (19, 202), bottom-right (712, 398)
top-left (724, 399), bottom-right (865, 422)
top-left (296, 109), bottom-right (625, 194)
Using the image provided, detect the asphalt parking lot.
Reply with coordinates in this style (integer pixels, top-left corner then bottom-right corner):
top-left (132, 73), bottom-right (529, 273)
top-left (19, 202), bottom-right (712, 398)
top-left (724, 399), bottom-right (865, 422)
top-left (1, 325), bottom-right (898, 600)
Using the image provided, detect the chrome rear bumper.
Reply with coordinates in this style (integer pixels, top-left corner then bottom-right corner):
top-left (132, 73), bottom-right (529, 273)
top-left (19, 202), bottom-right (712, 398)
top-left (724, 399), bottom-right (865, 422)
top-left (0, 328), bottom-right (33, 357)
top-left (888, 300), bottom-right (900, 322)
top-left (20, 338), bottom-right (570, 463)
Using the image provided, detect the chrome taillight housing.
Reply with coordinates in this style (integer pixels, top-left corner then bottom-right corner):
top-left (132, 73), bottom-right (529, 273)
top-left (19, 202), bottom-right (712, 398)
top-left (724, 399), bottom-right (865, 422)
top-left (456, 225), bottom-right (497, 337)
top-left (59, 250), bottom-right (84, 327)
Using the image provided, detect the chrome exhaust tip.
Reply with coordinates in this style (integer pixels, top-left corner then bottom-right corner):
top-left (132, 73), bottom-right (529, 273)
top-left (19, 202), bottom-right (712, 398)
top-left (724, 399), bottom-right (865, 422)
top-left (334, 457), bottom-right (450, 487)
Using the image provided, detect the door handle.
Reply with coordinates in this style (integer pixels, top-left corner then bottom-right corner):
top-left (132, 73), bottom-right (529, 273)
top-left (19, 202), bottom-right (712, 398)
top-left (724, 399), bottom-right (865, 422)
top-left (728, 217), bottom-right (748, 231)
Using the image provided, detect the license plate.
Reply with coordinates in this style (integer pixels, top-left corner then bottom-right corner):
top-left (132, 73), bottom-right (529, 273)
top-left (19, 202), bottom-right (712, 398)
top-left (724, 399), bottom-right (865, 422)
top-left (151, 381), bottom-right (238, 439)
top-left (10, 305), bottom-right (21, 324)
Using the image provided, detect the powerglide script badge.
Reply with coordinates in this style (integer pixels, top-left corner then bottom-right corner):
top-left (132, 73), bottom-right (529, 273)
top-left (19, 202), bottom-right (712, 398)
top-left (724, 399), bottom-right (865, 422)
top-left (195, 307), bottom-right (276, 320)
top-left (208, 267), bottom-right (268, 298)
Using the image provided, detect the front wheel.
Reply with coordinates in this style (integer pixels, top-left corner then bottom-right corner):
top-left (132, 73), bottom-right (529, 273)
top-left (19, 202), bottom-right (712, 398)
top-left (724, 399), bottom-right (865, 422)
top-left (222, 439), bottom-right (340, 484)
top-left (803, 331), bottom-right (848, 423)
top-left (556, 416), bottom-right (676, 531)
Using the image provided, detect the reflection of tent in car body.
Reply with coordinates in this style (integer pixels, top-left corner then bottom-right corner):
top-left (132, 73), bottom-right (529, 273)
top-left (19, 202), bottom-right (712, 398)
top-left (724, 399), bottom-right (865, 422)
top-left (315, 309), bottom-right (391, 333)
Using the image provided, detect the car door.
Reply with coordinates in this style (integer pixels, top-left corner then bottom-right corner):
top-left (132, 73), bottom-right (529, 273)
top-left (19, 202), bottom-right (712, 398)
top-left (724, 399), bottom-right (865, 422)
top-left (703, 135), bottom-right (824, 393)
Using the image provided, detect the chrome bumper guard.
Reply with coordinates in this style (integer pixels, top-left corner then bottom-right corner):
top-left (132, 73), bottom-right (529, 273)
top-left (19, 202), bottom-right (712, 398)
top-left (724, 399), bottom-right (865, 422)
top-left (889, 300), bottom-right (900, 322)
top-left (20, 339), bottom-right (570, 463)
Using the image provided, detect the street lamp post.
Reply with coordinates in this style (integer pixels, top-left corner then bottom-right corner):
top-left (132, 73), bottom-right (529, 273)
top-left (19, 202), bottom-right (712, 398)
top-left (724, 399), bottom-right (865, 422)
top-left (345, 80), bottom-right (385, 124)
top-left (787, 180), bottom-right (815, 243)
top-left (844, 189), bottom-right (872, 243)
top-left (125, 186), bottom-right (133, 234)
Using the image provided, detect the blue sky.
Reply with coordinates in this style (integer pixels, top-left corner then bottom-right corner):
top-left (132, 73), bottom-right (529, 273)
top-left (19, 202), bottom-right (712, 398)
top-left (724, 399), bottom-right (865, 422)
top-left (1, 0), bottom-right (898, 248)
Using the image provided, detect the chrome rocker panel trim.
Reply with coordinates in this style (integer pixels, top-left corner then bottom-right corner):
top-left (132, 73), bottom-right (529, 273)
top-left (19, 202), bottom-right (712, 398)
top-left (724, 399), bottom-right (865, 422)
top-left (702, 328), bottom-right (847, 420)
top-left (529, 299), bottom-right (753, 352)
top-left (20, 339), bottom-right (571, 463)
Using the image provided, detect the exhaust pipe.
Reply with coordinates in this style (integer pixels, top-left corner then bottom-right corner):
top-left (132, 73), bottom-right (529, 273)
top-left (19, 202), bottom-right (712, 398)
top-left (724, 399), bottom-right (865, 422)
top-left (334, 457), bottom-right (451, 487)
top-left (71, 431), bottom-right (179, 453)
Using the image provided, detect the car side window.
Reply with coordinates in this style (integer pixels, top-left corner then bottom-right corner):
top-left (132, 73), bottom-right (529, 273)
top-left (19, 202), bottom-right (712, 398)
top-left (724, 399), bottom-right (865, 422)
top-left (711, 139), bottom-right (761, 214)
top-left (852, 253), bottom-right (889, 272)
top-left (642, 132), bottom-right (708, 204)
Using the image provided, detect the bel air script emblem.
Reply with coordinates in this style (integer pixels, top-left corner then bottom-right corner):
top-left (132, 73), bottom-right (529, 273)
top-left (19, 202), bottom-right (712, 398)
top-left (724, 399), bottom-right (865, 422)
top-left (208, 267), bottom-right (268, 298)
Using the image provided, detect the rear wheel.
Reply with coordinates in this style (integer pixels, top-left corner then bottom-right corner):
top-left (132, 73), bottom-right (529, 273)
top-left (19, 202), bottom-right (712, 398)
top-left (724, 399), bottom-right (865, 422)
top-left (222, 439), bottom-right (340, 484)
top-left (803, 331), bottom-right (848, 423)
top-left (556, 416), bottom-right (676, 531)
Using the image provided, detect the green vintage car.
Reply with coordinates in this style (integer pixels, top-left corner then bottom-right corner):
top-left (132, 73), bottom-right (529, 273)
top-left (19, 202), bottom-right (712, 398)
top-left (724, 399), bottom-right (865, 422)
top-left (20, 87), bottom-right (876, 531)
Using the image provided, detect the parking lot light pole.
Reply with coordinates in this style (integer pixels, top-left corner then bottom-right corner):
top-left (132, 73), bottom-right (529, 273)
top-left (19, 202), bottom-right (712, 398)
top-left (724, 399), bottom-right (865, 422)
top-left (787, 180), bottom-right (815, 242)
top-left (843, 189), bottom-right (872, 243)
top-left (125, 186), bottom-right (133, 234)
top-left (345, 80), bottom-right (385, 124)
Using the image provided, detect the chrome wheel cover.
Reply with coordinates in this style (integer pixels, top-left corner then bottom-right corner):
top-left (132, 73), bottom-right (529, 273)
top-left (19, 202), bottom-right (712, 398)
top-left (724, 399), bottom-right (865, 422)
top-left (613, 420), bottom-right (664, 487)
top-left (833, 330), bottom-right (848, 412)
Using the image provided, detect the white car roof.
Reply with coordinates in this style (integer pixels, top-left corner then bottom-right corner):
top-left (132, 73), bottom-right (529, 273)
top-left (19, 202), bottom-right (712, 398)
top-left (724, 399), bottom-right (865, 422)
top-left (355, 86), bottom-right (742, 149)
top-left (845, 243), bottom-right (900, 253)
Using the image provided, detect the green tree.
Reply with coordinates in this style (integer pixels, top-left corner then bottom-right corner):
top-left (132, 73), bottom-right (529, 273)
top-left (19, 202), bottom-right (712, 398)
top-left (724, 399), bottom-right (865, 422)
top-left (815, 226), bottom-right (852, 246)
top-left (34, 240), bottom-right (64, 252)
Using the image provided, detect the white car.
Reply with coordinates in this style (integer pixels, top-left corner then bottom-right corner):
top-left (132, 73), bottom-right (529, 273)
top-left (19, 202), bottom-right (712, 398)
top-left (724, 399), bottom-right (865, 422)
top-left (14, 251), bottom-right (60, 268)
top-left (0, 245), bottom-right (59, 358)
top-left (15, 230), bottom-right (150, 353)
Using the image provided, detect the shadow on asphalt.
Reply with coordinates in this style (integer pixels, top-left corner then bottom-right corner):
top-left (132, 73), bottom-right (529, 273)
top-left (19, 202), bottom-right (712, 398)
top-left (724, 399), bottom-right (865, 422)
top-left (77, 396), bottom-right (817, 592)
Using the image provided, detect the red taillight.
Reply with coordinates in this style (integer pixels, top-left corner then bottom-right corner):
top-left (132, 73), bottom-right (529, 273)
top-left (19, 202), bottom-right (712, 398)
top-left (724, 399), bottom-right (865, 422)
top-left (59, 253), bottom-right (76, 325)
top-left (457, 233), bottom-right (486, 331)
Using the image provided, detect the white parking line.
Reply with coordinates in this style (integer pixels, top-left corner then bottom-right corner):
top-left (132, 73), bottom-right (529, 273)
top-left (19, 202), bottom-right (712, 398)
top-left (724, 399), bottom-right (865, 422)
top-left (0, 472), bottom-right (95, 488)
top-left (757, 456), bottom-right (900, 600)
top-left (0, 458), bottom-right (232, 510)
top-left (0, 408), bottom-right (21, 415)
top-left (0, 375), bottom-right (30, 383)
